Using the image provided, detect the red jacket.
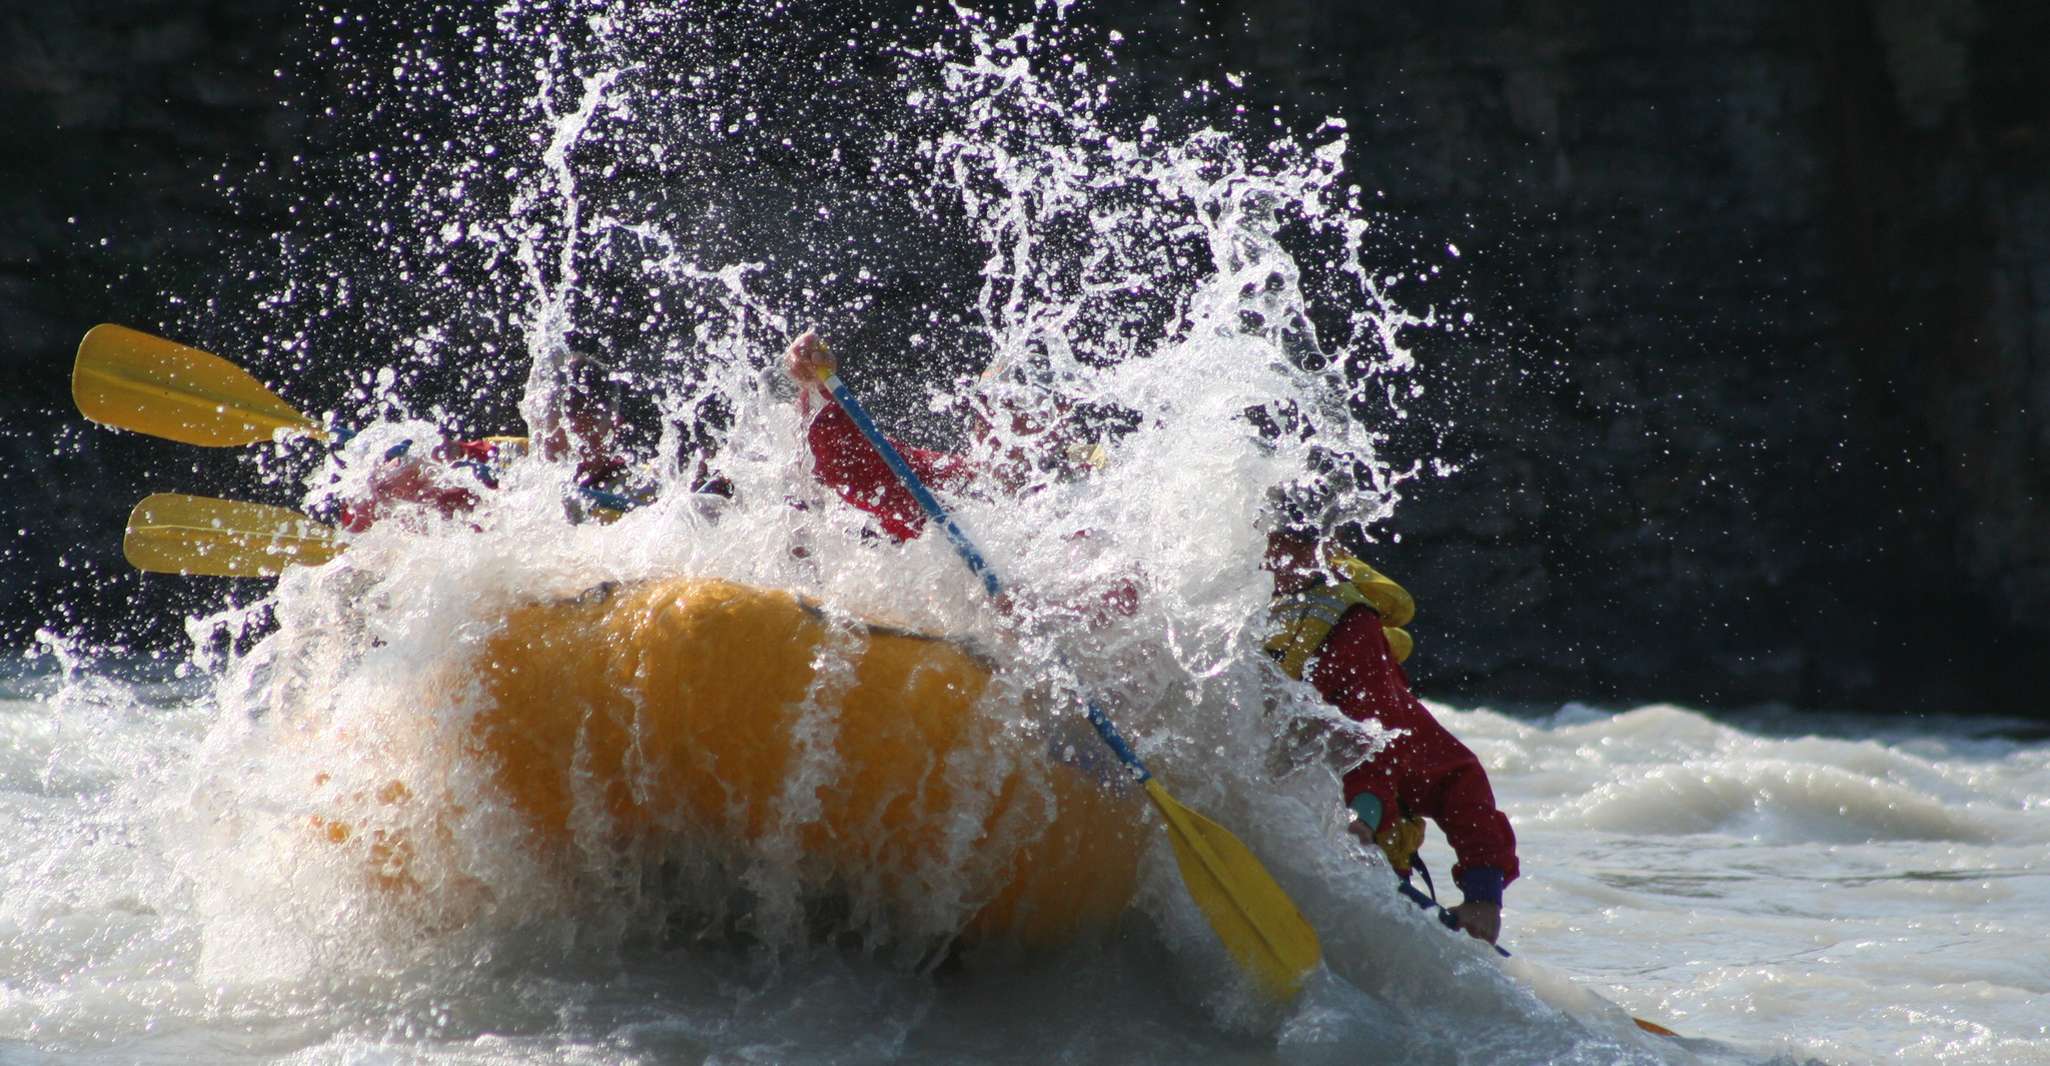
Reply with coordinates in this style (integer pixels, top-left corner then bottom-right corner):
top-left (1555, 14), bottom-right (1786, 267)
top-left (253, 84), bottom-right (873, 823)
top-left (804, 400), bottom-right (1141, 625)
top-left (1310, 607), bottom-right (1518, 903)
top-left (804, 400), bottom-right (973, 542)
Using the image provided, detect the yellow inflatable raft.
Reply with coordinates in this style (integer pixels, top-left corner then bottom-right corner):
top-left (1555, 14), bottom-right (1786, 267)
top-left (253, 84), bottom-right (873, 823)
top-left (328, 577), bottom-right (1145, 946)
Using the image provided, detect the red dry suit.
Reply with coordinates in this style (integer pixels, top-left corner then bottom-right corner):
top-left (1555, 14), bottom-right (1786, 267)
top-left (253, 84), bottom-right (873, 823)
top-left (1310, 606), bottom-right (1518, 904)
top-left (801, 397), bottom-right (1137, 620)
top-left (803, 399), bottom-right (975, 542)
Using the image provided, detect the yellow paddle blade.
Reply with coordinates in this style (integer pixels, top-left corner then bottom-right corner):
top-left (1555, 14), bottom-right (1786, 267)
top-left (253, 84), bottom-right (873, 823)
top-left (74, 324), bottom-right (325, 447)
top-left (1144, 778), bottom-right (1322, 1000)
top-left (124, 493), bottom-right (344, 577)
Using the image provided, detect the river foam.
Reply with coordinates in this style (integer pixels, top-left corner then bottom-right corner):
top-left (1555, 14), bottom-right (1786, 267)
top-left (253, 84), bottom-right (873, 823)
top-left (8, 670), bottom-right (2048, 1062)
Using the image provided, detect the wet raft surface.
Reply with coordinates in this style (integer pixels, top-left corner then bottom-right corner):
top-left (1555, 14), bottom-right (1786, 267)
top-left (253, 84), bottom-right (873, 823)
top-left (469, 577), bottom-right (1145, 945)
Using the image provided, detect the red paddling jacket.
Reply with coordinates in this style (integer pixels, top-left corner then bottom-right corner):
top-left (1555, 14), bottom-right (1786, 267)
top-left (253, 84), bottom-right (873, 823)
top-left (338, 438), bottom-right (515, 532)
top-left (1269, 563), bottom-right (1519, 904)
top-left (1320, 613), bottom-right (1518, 902)
top-left (803, 400), bottom-right (975, 542)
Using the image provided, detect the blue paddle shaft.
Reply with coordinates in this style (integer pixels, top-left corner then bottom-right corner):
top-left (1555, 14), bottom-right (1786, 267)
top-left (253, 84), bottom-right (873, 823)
top-left (1398, 880), bottom-right (1511, 957)
top-left (817, 373), bottom-right (1001, 599)
top-left (817, 370), bottom-right (1151, 783)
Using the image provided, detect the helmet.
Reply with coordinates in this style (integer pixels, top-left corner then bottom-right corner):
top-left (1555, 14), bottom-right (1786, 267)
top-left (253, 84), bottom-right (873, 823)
top-left (1268, 477), bottom-right (1333, 542)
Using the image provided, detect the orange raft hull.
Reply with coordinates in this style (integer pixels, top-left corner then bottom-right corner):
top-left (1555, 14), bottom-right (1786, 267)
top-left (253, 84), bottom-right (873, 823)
top-left (462, 577), bottom-right (1144, 945)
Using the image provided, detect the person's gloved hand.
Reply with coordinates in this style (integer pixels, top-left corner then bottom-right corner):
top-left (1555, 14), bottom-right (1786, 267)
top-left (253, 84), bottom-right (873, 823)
top-left (786, 330), bottom-right (836, 385)
top-left (1450, 900), bottom-right (1501, 944)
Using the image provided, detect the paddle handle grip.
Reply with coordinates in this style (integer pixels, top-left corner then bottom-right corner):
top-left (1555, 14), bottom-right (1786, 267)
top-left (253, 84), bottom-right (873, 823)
top-left (1398, 879), bottom-right (1511, 957)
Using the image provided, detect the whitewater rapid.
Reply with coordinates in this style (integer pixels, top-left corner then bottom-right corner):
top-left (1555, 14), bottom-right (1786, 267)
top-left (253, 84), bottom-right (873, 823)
top-left (3, 664), bottom-right (2044, 1064)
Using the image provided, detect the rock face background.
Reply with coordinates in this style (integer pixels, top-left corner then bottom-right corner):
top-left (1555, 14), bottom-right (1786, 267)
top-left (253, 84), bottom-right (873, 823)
top-left (3, 1), bottom-right (2044, 714)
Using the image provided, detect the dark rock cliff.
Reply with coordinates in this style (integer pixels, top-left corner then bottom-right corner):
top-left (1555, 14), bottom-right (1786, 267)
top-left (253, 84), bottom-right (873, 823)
top-left (1133, 1), bottom-right (2050, 712)
top-left (3, 1), bottom-right (2043, 713)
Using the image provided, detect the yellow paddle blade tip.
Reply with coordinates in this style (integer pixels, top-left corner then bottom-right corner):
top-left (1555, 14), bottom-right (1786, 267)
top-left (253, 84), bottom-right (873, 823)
top-left (73, 324), bottom-right (324, 447)
top-left (1143, 779), bottom-right (1322, 1001)
top-left (123, 492), bottom-right (344, 577)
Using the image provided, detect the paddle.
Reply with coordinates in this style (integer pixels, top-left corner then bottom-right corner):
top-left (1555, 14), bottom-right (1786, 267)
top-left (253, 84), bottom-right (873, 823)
top-left (116, 482), bottom-right (656, 578)
top-left (1396, 849), bottom-right (1679, 1037)
top-left (74, 324), bottom-right (329, 447)
top-left (812, 363), bottom-right (1322, 1001)
top-left (76, 324), bottom-right (656, 530)
top-left (124, 493), bottom-right (344, 577)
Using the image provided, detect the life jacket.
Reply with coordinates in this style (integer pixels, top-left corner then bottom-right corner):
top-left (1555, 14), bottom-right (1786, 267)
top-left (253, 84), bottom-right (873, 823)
top-left (1347, 791), bottom-right (1429, 878)
top-left (1265, 555), bottom-right (1427, 875)
top-left (1263, 555), bottom-right (1415, 679)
